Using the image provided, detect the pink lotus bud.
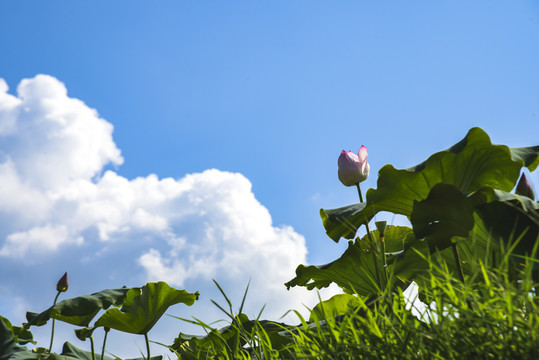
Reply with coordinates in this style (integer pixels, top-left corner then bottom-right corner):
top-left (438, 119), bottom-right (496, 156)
top-left (516, 173), bottom-right (535, 200)
top-left (56, 272), bottom-right (68, 292)
top-left (338, 145), bottom-right (370, 187)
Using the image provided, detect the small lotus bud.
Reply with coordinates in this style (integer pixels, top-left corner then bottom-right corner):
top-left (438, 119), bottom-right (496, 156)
top-left (56, 272), bottom-right (68, 292)
top-left (338, 145), bottom-right (370, 187)
top-left (516, 173), bottom-right (535, 200)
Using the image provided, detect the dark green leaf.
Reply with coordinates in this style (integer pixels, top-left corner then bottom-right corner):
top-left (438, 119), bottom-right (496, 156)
top-left (510, 145), bottom-right (539, 171)
top-left (411, 183), bottom-right (475, 252)
top-left (0, 316), bottom-right (39, 360)
top-left (74, 326), bottom-right (98, 341)
top-left (473, 189), bottom-right (539, 261)
top-left (0, 315), bottom-right (34, 345)
top-left (60, 341), bottom-right (162, 360)
top-left (1, 319), bottom-right (78, 360)
top-left (320, 202), bottom-right (375, 242)
top-left (60, 342), bottom-right (115, 360)
top-left (26, 287), bottom-right (130, 328)
top-left (171, 313), bottom-right (292, 358)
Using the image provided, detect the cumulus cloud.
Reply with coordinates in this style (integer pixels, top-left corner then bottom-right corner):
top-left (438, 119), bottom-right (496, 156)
top-left (0, 224), bottom-right (83, 259)
top-left (0, 75), bottom-right (328, 332)
top-left (0, 75), bottom-right (123, 191)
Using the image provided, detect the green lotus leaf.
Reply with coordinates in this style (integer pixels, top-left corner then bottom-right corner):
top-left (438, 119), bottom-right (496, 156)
top-left (393, 211), bottom-right (495, 284)
top-left (60, 341), bottom-right (116, 360)
top-left (472, 189), bottom-right (539, 261)
top-left (0, 315), bottom-right (34, 345)
top-left (59, 341), bottom-right (162, 360)
top-left (309, 294), bottom-right (362, 322)
top-left (74, 326), bottom-right (98, 341)
top-left (285, 239), bottom-right (378, 295)
top-left (392, 204), bottom-right (536, 301)
top-left (0, 316), bottom-right (37, 360)
top-left (1, 318), bottom-right (82, 360)
top-left (171, 313), bottom-right (291, 358)
top-left (285, 226), bottom-right (412, 295)
top-left (411, 183), bottom-right (476, 252)
top-left (26, 287), bottom-right (130, 328)
top-left (172, 313), bottom-right (251, 355)
top-left (320, 202), bottom-right (375, 243)
top-left (321, 127), bottom-right (539, 242)
top-left (510, 145), bottom-right (539, 172)
top-left (95, 282), bottom-right (199, 335)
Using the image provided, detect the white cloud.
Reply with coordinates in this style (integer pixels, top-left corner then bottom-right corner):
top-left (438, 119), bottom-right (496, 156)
top-left (0, 224), bottom-right (83, 259)
top-left (0, 79), bottom-right (20, 135)
top-left (0, 75), bottom-right (333, 340)
top-left (0, 74), bottom-right (123, 191)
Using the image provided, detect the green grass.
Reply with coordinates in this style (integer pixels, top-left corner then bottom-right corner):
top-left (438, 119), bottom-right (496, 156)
top-left (170, 251), bottom-right (539, 360)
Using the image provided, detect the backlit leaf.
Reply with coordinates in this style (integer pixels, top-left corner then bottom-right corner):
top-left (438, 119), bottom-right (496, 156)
top-left (286, 226), bottom-right (413, 295)
top-left (95, 282), bottom-right (199, 335)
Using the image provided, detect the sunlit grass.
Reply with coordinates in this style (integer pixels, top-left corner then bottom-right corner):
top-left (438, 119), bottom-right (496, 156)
top-left (167, 246), bottom-right (538, 360)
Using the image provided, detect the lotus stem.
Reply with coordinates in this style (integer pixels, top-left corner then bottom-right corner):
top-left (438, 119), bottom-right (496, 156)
top-left (145, 333), bottom-right (151, 360)
top-left (48, 291), bottom-right (61, 353)
top-left (90, 336), bottom-right (96, 360)
top-left (101, 327), bottom-right (110, 360)
top-left (356, 183), bottom-right (382, 290)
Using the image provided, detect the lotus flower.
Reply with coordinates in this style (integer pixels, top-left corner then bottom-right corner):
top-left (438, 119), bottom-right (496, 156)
top-left (338, 145), bottom-right (370, 187)
top-left (516, 173), bottom-right (535, 200)
top-left (56, 272), bottom-right (69, 292)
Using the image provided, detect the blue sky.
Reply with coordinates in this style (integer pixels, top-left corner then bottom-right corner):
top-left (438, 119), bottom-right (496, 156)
top-left (1, 1), bottom-right (538, 357)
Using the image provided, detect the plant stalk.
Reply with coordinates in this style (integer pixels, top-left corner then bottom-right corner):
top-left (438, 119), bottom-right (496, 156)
top-left (452, 243), bottom-right (465, 283)
top-left (101, 327), bottom-right (110, 360)
top-left (145, 333), bottom-right (151, 360)
top-left (90, 336), bottom-right (96, 360)
top-left (48, 291), bottom-right (61, 353)
top-left (379, 231), bottom-right (389, 285)
top-left (356, 183), bottom-right (382, 290)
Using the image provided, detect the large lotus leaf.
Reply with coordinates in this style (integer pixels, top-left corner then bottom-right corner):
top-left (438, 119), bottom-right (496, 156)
top-left (320, 202), bottom-right (375, 243)
top-left (26, 288), bottom-right (130, 328)
top-left (0, 315), bottom-right (34, 345)
top-left (0, 344), bottom-right (40, 360)
top-left (0, 319), bottom-right (78, 360)
top-left (472, 188), bottom-right (539, 260)
top-left (285, 226), bottom-right (412, 295)
top-left (309, 294), bottom-right (362, 322)
top-left (60, 342), bottom-right (116, 360)
top-left (470, 187), bottom-right (539, 214)
top-left (393, 208), bottom-right (526, 301)
top-left (95, 282), bottom-right (199, 335)
top-left (391, 215), bottom-right (473, 282)
top-left (411, 183), bottom-right (476, 252)
top-left (285, 239), bottom-right (378, 295)
top-left (236, 317), bottom-right (293, 351)
top-left (172, 331), bottom-right (226, 358)
top-left (74, 326), bottom-right (98, 341)
top-left (172, 313), bottom-right (250, 355)
top-left (510, 145), bottom-right (539, 171)
top-left (411, 185), bottom-right (538, 259)
top-left (321, 127), bottom-right (539, 242)
top-left (171, 314), bottom-right (291, 358)
top-left (60, 341), bottom-right (162, 360)
top-left (0, 316), bottom-right (39, 360)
